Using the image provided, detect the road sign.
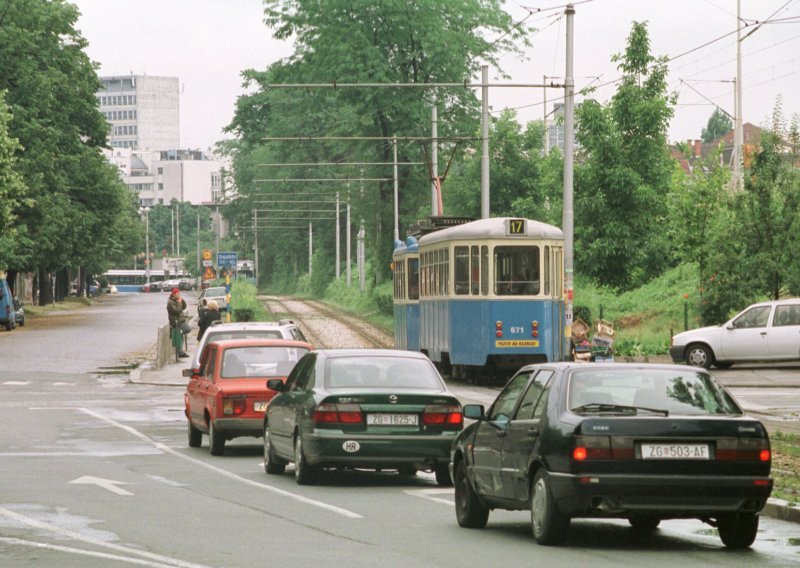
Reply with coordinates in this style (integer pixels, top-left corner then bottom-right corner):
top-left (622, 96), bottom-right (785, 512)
top-left (202, 249), bottom-right (212, 261)
top-left (217, 251), bottom-right (238, 268)
top-left (202, 260), bottom-right (213, 267)
top-left (203, 267), bottom-right (216, 280)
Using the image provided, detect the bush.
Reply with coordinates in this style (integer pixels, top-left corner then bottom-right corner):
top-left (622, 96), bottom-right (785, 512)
top-left (229, 281), bottom-right (268, 321)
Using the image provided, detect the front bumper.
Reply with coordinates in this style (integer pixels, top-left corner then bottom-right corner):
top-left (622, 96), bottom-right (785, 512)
top-left (549, 472), bottom-right (773, 518)
top-left (669, 345), bottom-right (685, 363)
top-left (302, 430), bottom-right (458, 469)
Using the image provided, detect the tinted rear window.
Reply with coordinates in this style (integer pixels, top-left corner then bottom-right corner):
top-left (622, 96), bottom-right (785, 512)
top-left (325, 357), bottom-right (443, 390)
top-left (568, 368), bottom-right (742, 416)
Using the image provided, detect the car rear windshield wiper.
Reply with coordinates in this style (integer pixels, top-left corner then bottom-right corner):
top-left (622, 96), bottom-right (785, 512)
top-left (570, 403), bottom-right (669, 416)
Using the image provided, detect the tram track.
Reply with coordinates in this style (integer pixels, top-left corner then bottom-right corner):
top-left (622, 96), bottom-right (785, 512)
top-left (258, 295), bottom-right (393, 349)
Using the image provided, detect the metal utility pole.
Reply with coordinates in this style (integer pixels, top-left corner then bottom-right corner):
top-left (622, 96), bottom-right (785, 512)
top-left (481, 65), bottom-right (490, 219)
top-left (734, 0), bottom-right (744, 191)
top-left (393, 135), bottom-right (399, 241)
top-left (563, 4), bottom-right (576, 344)
top-left (336, 192), bottom-right (341, 279)
top-left (431, 102), bottom-right (438, 216)
top-left (196, 209), bottom-right (200, 277)
top-left (308, 222), bottom-right (313, 276)
top-left (543, 74), bottom-right (549, 155)
top-left (357, 220), bottom-right (365, 291)
top-left (346, 196), bottom-right (352, 287)
top-left (253, 210), bottom-right (259, 284)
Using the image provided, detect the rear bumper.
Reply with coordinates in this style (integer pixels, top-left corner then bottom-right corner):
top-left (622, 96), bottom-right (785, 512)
top-left (549, 472), bottom-right (773, 518)
top-left (303, 430), bottom-right (458, 468)
top-left (213, 417), bottom-right (263, 438)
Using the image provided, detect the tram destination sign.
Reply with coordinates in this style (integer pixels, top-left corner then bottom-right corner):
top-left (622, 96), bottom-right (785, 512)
top-left (217, 251), bottom-right (238, 268)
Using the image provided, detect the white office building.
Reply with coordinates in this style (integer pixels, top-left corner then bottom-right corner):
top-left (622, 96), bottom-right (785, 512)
top-left (98, 75), bottom-right (180, 151)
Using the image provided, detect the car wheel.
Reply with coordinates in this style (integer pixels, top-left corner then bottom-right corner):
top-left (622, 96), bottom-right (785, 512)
top-left (628, 515), bottom-right (661, 531)
top-left (454, 460), bottom-right (489, 529)
top-left (208, 420), bottom-right (225, 456)
top-left (187, 421), bottom-right (202, 448)
top-left (685, 343), bottom-right (714, 369)
top-left (263, 424), bottom-right (286, 475)
top-left (293, 433), bottom-right (319, 485)
top-left (4, 321), bottom-right (11, 331)
top-left (530, 470), bottom-right (570, 545)
top-left (717, 512), bottom-right (759, 549)
top-left (435, 464), bottom-right (453, 487)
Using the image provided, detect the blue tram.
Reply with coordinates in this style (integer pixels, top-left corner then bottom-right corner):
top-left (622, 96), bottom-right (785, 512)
top-left (393, 217), bottom-right (567, 383)
top-left (391, 236), bottom-right (420, 351)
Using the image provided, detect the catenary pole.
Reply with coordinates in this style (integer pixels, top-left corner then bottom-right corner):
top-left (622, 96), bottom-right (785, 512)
top-left (336, 192), bottom-right (341, 280)
top-left (481, 65), bottom-right (490, 219)
top-left (563, 4), bottom-right (576, 356)
top-left (431, 101), bottom-right (438, 216)
top-left (393, 135), bottom-right (399, 241)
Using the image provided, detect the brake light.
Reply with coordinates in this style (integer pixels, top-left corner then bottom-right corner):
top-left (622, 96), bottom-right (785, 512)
top-left (573, 436), bottom-right (612, 460)
top-left (313, 403), bottom-right (363, 425)
top-left (717, 437), bottom-right (771, 461)
top-left (422, 405), bottom-right (463, 426)
top-left (222, 396), bottom-right (246, 416)
top-left (495, 321), bottom-right (503, 338)
top-left (531, 320), bottom-right (539, 338)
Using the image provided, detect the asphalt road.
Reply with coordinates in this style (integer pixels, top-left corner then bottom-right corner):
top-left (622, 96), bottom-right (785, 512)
top-left (0, 292), bottom-right (798, 567)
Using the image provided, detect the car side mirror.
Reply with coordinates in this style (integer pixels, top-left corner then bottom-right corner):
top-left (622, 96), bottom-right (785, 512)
top-left (267, 378), bottom-right (286, 391)
top-left (182, 368), bottom-right (195, 378)
top-left (463, 404), bottom-right (485, 420)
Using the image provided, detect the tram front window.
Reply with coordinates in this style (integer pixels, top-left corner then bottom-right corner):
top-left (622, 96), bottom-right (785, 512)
top-left (494, 246), bottom-right (540, 296)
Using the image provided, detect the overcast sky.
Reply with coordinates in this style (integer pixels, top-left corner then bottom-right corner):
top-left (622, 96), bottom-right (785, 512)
top-left (73, 0), bottom-right (800, 150)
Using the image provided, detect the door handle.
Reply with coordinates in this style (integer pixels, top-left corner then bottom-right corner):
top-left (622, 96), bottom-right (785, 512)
top-left (760, 332), bottom-right (767, 336)
top-left (527, 428), bottom-right (539, 436)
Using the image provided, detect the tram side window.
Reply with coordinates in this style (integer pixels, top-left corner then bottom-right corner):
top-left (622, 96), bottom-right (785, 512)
top-left (408, 258), bottom-right (419, 300)
top-left (494, 246), bottom-right (541, 296)
top-left (454, 247), bottom-right (469, 295)
top-left (481, 245), bottom-right (489, 295)
top-left (544, 246), bottom-right (551, 296)
top-left (394, 260), bottom-right (405, 299)
top-left (471, 246), bottom-right (480, 295)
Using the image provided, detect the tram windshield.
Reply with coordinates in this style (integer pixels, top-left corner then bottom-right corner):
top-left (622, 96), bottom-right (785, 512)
top-left (494, 246), bottom-right (540, 295)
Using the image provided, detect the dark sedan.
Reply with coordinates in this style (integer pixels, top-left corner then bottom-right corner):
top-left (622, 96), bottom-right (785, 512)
top-left (263, 349), bottom-right (462, 486)
top-left (450, 362), bottom-right (773, 549)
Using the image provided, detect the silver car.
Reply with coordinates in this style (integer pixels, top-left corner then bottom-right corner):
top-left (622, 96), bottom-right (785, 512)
top-left (186, 320), bottom-right (308, 376)
top-left (198, 286), bottom-right (228, 317)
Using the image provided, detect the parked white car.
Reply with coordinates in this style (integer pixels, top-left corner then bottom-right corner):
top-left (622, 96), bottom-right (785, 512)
top-left (670, 299), bottom-right (800, 368)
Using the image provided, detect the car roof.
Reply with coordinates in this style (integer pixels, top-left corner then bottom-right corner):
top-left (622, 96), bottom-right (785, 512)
top-left (515, 361), bottom-right (709, 374)
top-left (205, 321), bottom-right (299, 332)
top-left (314, 348), bottom-right (430, 360)
top-left (208, 338), bottom-right (312, 349)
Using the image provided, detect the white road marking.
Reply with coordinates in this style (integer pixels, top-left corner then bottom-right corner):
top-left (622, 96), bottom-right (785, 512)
top-left (75, 407), bottom-right (362, 519)
top-left (70, 475), bottom-right (134, 496)
top-left (0, 509), bottom-right (210, 568)
top-left (3, 381), bottom-right (30, 386)
top-left (405, 487), bottom-right (455, 506)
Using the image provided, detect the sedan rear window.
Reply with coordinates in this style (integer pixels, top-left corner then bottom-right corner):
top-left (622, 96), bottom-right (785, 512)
top-left (568, 369), bottom-right (742, 416)
top-left (205, 287), bottom-right (226, 296)
top-left (221, 346), bottom-right (309, 378)
top-left (326, 357), bottom-right (443, 390)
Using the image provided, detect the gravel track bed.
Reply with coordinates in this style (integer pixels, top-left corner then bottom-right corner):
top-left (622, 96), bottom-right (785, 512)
top-left (259, 295), bottom-right (393, 349)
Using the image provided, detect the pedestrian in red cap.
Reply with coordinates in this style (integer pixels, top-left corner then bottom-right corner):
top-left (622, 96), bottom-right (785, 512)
top-left (167, 288), bottom-right (190, 358)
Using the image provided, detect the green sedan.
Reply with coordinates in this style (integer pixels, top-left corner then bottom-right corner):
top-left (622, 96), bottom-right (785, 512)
top-left (263, 349), bottom-right (463, 486)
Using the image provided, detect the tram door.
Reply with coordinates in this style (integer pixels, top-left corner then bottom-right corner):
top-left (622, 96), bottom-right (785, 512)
top-left (545, 245), bottom-right (565, 361)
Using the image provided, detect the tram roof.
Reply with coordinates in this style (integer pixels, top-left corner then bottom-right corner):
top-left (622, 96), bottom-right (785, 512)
top-left (418, 217), bottom-right (563, 246)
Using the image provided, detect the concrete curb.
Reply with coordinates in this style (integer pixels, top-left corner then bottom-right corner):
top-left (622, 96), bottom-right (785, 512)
top-left (763, 498), bottom-right (800, 524)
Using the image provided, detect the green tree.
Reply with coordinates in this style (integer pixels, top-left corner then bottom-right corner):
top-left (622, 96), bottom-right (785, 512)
top-left (701, 108), bottom-right (732, 144)
top-left (574, 22), bottom-right (675, 290)
top-left (227, 0), bottom-right (527, 291)
top-left (0, 93), bottom-right (30, 269)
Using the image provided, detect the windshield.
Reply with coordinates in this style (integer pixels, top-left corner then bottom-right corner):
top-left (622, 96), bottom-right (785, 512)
top-left (326, 356), bottom-right (443, 390)
top-left (221, 346), bottom-right (309, 378)
top-left (568, 368), bottom-right (742, 416)
top-left (205, 287), bottom-right (226, 296)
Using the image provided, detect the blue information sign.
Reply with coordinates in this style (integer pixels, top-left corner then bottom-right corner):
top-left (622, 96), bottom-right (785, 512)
top-left (217, 251), bottom-right (238, 268)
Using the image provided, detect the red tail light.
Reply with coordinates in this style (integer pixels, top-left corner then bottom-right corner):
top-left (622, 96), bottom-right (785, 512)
top-left (716, 437), bottom-right (771, 462)
top-left (573, 436), bottom-right (612, 460)
top-left (313, 403), bottom-right (363, 425)
top-left (222, 396), bottom-right (246, 416)
top-left (495, 321), bottom-right (503, 338)
top-left (422, 405), bottom-right (463, 426)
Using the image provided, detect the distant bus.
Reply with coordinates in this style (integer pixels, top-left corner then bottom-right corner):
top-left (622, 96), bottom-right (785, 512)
top-left (103, 269), bottom-right (168, 293)
top-left (236, 260), bottom-right (255, 281)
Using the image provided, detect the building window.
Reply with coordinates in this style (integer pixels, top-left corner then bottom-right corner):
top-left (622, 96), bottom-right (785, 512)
top-left (157, 167), bottom-right (163, 175)
top-left (158, 183), bottom-right (163, 190)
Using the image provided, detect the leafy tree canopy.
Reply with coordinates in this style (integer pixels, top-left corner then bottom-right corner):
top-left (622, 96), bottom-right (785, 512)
top-left (701, 108), bottom-right (732, 144)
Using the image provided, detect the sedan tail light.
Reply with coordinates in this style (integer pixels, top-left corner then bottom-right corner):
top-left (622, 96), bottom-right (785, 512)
top-left (716, 437), bottom-right (771, 462)
top-left (572, 435), bottom-right (612, 460)
top-left (313, 403), bottom-right (363, 425)
top-left (422, 405), bottom-right (463, 427)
